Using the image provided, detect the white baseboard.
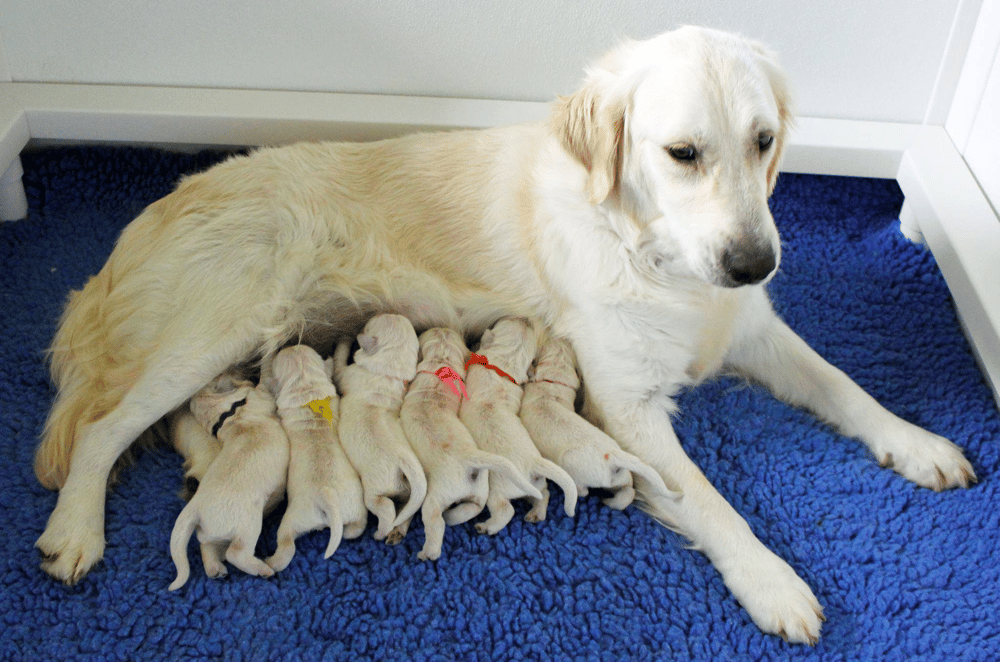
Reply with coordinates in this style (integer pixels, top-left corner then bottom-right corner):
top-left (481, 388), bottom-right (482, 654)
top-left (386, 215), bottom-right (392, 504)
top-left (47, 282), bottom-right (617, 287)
top-left (1, 82), bottom-right (997, 408)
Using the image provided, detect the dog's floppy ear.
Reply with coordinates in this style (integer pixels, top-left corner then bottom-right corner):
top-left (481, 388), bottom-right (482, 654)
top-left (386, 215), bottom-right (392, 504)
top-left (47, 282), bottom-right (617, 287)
top-left (479, 329), bottom-right (495, 349)
top-left (752, 42), bottom-right (794, 196)
top-left (358, 334), bottom-right (378, 355)
top-left (553, 80), bottom-right (626, 206)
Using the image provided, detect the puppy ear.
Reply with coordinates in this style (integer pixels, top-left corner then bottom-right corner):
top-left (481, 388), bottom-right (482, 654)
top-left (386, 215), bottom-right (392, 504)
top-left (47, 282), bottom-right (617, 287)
top-left (479, 329), bottom-right (495, 348)
top-left (553, 81), bottom-right (625, 205)
top-left (752, 42), bottom-right (794, 196)
top-left (358, 334), bottom-right (378, 354)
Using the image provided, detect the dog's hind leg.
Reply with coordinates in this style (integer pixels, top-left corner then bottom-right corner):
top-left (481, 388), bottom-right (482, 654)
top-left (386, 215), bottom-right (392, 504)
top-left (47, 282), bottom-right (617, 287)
top-left (200, 541), bottom-right (228, 579)
top-left (417, 497), bottom-right (447, 561)
top-left (367, 494), bottom-right (398, 541)
top-left (225, 532), bottom-right (274, 579)
top-left (475, 490), bottom-right (515, 535)
top-left (37, 340), bottom-right (257, 584)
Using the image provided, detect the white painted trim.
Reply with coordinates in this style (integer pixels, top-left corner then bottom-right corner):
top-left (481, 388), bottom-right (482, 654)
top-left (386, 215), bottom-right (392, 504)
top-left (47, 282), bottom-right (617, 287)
top-left (946, 0), bottom-right (1000, 152)
top-left (897, 126), bottom-right (1000, 407)
top-left (0, 83), bottom-right (997, 408)
top-left (925, 0), bottom-right (987, 125)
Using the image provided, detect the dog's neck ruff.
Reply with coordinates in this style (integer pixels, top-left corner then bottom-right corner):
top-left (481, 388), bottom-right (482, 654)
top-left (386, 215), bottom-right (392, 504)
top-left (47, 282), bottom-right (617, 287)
top-left (211, 397), bottom-right (248, 437)
top-left (465, 353), bottom-right (519, 385)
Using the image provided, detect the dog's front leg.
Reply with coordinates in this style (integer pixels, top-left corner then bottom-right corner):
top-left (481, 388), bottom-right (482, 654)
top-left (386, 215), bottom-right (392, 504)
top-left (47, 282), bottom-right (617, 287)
top-left (725, 313), bottom-right (975, 490)
top-left (593, 396), bottom-right (824, 644)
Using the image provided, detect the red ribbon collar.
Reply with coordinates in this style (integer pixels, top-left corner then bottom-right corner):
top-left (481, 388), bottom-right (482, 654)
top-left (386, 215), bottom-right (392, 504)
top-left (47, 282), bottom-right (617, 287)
top-left (465, 352), bottom-right (519, 385)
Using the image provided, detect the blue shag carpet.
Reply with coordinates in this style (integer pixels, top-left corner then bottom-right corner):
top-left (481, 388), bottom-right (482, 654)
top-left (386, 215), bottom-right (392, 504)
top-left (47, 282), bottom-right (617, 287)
top-left (1, 146), bottom-right (998, 661)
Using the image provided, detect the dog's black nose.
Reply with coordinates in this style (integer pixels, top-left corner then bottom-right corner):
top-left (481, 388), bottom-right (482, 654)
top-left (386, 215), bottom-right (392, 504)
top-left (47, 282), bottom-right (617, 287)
top-left (722, 245), bottom-right (776, 286)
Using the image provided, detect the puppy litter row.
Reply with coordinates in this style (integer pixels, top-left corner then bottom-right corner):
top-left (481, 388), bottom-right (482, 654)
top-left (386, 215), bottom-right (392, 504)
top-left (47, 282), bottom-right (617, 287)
top-left (168, 315), bottom-right (677, 589)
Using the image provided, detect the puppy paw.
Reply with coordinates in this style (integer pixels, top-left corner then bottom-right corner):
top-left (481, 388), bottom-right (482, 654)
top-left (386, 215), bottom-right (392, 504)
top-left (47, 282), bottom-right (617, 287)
top-left (871, 425), bottom-right (976, 491)
top-left (36, 507), bottom-right (105, 585)
top-left (417, 548), bottom-right (441, 561)
top-left (722, 549), bottom-right (823, 645)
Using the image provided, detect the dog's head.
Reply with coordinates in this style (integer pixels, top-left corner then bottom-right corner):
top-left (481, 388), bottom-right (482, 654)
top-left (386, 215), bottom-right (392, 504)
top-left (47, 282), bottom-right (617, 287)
top-left (354, 314), bottom-right (420, 381)
top-left (418, 327), bottom-right (468, 370)
top-left (553, 26), bottom-right (792, 288)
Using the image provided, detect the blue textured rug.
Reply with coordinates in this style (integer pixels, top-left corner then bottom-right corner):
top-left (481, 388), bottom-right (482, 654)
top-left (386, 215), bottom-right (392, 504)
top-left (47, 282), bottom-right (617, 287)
top-left (1, 146), bottom-right (998, 661)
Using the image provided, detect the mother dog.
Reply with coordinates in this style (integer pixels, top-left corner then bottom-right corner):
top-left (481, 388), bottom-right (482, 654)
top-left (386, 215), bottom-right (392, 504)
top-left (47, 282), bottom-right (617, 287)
top-left (35, 26), bottom-right (974, 644)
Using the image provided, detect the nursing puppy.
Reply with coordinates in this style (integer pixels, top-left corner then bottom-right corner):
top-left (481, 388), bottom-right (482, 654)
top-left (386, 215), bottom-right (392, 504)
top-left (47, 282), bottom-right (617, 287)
top-left (459, 319), bottom-right (577, 534)
top-left (333, 314), bottom-right (427, 543)
top-left (169, 408), bottom-right (221, 501)
top-left (401, 327), bottom-right (543, 560)
top-left (521, 337), bottom-right (680, 509)
top-left (264, 345), bottom-right (367, 572)
top-left (168, 374), bottom-right (289, 590)
top-left (37, 26), bottom-right (975, 643)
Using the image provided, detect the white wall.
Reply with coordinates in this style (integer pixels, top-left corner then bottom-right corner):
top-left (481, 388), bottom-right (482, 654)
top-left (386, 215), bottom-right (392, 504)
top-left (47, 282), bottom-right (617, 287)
top-left (0, 0), bottom-right (967, 123)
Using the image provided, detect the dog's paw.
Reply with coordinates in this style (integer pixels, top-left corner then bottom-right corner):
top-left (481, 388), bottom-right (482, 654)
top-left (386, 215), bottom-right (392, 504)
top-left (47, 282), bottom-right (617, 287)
top-left (871, 424), bottom-right (976, 491)
top-left (722, 549), bottom-right (823, 645)
top-left (36, 509), bottom-right (105, 585)
top-left (417, 548), bottom-right (441, 562)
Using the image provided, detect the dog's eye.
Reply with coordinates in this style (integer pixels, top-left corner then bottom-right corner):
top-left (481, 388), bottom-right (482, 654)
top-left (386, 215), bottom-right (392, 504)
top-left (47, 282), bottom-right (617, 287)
top-left (666, 144), bottom-right (698, 163)
top-left (758, 133), bottom-right (774, 153)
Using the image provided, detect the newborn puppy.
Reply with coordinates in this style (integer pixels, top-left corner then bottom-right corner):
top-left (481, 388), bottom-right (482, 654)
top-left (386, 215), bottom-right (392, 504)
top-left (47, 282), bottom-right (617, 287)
top-left (263, 344), bottom-right (367, 572)
top-left (169, 407), bottom-right (221, 501)
top-left (168, 373), bottom-right (289, 590)
top-left (333, 314), bottom-right (427, 543)
top-left (459, 319), bottom-right (578, 535)
top-left (401, 328), bottom-right (543, 561)
top-left (520, 338), bottom-right (681, 508)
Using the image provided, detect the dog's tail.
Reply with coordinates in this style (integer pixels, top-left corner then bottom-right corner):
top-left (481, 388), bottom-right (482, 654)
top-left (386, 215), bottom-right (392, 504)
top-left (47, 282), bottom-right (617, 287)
top-left (468, 451), bottom-right (543, 501)
top-left (320, 487), bottom-right (345, 559)
top-left (531, 458), bottom-right (579, 517)
top-left (331, 340), bottom-right (351, 387)
top-left (390, 454), bottom-right (428, 531)
top-left (168, 502), bottom-right (199, 591)
top-left (610, 449), bottom-right (683, 501)
top-left (37, 203), bottom-right (175, 490)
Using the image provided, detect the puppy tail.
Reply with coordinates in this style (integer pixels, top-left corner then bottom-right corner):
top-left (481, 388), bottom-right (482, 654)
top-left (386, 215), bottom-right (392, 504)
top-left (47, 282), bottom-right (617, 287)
top-left (331, 340), bottom-right (351, 387)
top-left (168, 503), bottom-right (199, 591)
top-left (532, 458), bottom-right (579, 517)
top-left (390, 455), bottom-right (427, 531)
top-left (612, 450), bottom-right (683, 501)
top-left (320, 486), bottom-right (345, 559)
top-left (468, 451), bottom-right (543, 501)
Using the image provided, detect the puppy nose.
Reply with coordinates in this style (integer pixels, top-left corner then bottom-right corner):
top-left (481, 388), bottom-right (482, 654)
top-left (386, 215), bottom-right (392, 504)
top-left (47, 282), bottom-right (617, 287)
top-left (721, 244), bottom-right (776, 286)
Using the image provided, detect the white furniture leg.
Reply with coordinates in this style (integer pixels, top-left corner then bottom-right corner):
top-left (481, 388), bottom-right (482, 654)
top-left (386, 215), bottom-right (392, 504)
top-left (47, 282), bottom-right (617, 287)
top-left (0, 155), bottom-right (27, 221)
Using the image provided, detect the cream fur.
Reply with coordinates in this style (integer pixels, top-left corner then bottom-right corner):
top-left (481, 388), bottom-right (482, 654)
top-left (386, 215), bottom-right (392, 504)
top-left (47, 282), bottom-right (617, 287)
top-left (332, 314), bottom-right (427, 543)
top-left (520, 337), bottom-right (680, 509)
top-left (459, 319), bottom-right (578, 534)
top-left (264, 344), bottom-right (367, 572)
top-left (168, 376), bottom-right (288, 590)
top-left (401, 327), bottom-right (542, 560)
top-left (35, 26), bottom-right (974, 645)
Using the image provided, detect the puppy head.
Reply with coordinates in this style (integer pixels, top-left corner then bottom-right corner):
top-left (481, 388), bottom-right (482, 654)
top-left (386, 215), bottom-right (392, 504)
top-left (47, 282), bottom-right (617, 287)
top-left (477, 318), bottom-right (538, 382)
top-left (530, 337), bottom-right (580, 390)
top-left (553, 26), bottom-right (793, 288)
top-left (354, 314), bottom-right (420, 381)
top-left (417, 327), bottom-right (468, 372)
top-left (270, 344), bottom-right (336, 405)
top-left (189, 372), bottom-right (255, 432)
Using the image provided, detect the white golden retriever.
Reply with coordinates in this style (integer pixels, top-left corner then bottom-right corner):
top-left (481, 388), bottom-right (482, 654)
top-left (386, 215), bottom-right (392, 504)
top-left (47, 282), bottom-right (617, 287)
top-left (35, 26), bottom-right (974, 644)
